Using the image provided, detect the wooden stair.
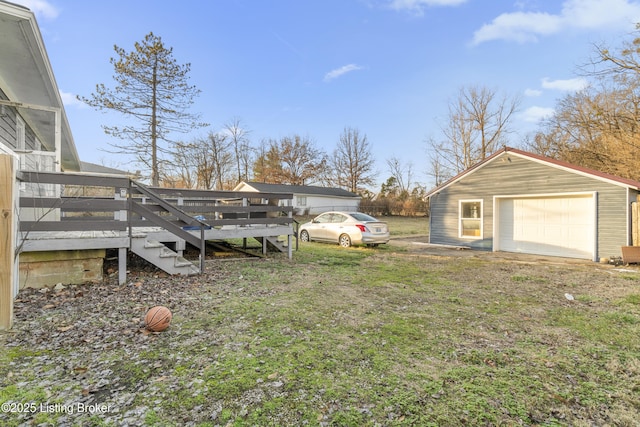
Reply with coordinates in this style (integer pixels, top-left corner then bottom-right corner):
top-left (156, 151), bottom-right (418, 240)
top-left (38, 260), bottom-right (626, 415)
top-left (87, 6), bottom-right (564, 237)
top-left (130, 236), bottom-right (199, 275)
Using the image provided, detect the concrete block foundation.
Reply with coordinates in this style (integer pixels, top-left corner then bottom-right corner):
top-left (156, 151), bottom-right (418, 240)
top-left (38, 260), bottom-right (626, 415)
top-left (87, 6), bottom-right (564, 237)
top-left (19, 249), bottom-right (105, 289)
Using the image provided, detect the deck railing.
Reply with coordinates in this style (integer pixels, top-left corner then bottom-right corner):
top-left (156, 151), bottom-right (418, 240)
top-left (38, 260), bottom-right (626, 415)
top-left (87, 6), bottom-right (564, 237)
top-left (17, 171), bottom-right (295, 270)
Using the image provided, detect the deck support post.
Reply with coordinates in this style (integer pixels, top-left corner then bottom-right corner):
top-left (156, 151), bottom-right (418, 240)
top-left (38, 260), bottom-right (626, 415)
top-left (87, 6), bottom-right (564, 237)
top-left (200, 226), bottom-right (205, 274)
top-left (287, 205), bottom-right (293, 259)
top-left (1, 154), bottom-right (15, 330)
top-left (118, 247), bottom-right (127, 285)
top-left (115, 187), bottom-right (128, 285)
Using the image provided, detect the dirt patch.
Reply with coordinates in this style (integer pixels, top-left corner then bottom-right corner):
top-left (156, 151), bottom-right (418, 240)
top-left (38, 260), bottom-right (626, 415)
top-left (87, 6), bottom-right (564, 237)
top-left (389, 235), bottom-right (634, 267)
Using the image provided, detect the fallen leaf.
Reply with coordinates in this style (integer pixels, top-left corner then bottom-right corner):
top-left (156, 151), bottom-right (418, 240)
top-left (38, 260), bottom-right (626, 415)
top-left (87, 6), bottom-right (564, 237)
top-left (43, 304), bottom-right (55, 309)
top-left (57, 325), bottom-right (74, 332)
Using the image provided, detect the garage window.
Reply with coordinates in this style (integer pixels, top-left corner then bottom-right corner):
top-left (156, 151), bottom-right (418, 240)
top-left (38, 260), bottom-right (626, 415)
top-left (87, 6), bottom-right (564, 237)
top-left (460, 200), bottom-right (482, 238)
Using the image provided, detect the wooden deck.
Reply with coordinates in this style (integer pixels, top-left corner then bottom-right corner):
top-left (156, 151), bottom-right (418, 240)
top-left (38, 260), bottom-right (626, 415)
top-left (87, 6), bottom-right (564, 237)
top-left (20, 230), bottom-right (128, 251)
top-left (20, 224), bottom-right (294, 252)
top-left (16, 171), bottom-right (296, 284)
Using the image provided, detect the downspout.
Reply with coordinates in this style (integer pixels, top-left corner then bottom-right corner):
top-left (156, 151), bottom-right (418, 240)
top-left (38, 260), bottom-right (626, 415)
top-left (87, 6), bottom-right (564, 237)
top-left (54, 107), bottom-right (61, 172)
top-left (427, 195), bottom-right (432, 244)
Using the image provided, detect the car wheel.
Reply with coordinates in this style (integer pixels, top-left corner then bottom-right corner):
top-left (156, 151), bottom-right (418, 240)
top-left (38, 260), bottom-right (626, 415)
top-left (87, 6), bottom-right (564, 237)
top-left (339, 234), bottom-right (352, 248)
top-left (300, 230), bottom-right (310, 242)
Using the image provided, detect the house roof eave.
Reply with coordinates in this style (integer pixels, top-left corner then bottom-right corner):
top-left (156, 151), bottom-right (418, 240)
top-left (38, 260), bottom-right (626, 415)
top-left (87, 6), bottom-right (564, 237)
top-left (0, 0), bottom-right (81, 171)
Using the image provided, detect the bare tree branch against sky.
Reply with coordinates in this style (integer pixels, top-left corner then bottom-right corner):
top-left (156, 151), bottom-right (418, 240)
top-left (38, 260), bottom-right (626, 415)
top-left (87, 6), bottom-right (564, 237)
top-left (16, 0), bottom-right (640, 188)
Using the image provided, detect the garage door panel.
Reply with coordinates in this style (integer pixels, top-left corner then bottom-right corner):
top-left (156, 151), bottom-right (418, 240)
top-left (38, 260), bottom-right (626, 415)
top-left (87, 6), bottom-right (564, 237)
top-left (498, 195), bottom-right (594, 259)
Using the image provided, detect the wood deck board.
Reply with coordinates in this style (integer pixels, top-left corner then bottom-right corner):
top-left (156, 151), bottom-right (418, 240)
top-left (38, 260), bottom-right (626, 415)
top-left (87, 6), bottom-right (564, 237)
top-left (19, 225), bottom-right (294, 252)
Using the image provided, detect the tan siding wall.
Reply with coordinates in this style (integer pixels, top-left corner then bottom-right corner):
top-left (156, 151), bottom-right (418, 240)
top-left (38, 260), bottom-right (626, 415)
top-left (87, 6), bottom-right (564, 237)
top-left (430, 153), bottom-right (632, 258)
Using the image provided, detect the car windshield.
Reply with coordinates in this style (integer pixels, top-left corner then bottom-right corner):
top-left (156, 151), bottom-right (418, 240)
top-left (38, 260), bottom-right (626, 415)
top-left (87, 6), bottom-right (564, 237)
top-left (350, 213), bottom-right (379, 222)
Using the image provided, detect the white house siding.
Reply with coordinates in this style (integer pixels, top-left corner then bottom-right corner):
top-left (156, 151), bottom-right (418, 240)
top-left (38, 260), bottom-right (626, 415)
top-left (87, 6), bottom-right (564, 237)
top-left (234, 182), bottom-right (361, 215)
top-left (297, 195), bottom-right (360, 215)
top-left (429, 153), bottom-right (632, 260)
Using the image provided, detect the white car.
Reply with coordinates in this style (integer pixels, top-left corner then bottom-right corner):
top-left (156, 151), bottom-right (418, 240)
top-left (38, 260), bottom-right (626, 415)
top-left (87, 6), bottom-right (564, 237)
top-left (299, 211), bottom-right (390, 247)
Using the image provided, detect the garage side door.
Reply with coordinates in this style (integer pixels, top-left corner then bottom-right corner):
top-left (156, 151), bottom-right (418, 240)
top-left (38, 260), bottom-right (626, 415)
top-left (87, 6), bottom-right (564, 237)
top-left (498, 195), bottom-right (594, 259)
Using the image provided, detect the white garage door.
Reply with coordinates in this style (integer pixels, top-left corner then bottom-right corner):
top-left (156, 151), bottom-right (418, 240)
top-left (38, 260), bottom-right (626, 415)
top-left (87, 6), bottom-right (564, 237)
top-left (497, 194), bottom-right (594, 259)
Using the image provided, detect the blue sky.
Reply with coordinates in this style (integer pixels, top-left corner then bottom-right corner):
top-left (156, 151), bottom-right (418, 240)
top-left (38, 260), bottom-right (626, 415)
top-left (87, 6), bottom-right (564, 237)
top-left (15, 0), bottom-right (640, 189)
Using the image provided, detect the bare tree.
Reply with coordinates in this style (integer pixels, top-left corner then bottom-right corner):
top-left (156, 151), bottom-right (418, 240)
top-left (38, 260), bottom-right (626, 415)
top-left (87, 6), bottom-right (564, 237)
top-left (532, 80), bottom-right (640, 180)
top-left (169, 132), bottom-right (233, 190)
top-left (252, 138), bottom-right (283, 183)
top-left (425, 137), bottom-right (450, 187)
top-left (203, 131), bottom-right (233, 190)
top-left (163, 140), bottom-right (198, 188)
top-left (529, 27), bottom-right (640, 180)
top-left (433, 85), bottom-right (520, 175)
top-left (589, 23), bottom-right (640, 77)
top-left (223, 117), bottom-right (252, 185)
top-left (79, 32), bottom-right (207, 186)
top-left (252, 135), bottom-right (326, 185)
top-left (330, 127), bottom-right (377, 193)
top-left (279, 135), bottom-right (327, 185)
top-left (386, 156), bottom-right (413, 198)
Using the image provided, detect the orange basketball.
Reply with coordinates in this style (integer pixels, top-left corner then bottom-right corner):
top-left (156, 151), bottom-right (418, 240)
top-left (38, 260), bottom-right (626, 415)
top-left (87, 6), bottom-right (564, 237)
top-left (144, 306), bottom-right (172, 332)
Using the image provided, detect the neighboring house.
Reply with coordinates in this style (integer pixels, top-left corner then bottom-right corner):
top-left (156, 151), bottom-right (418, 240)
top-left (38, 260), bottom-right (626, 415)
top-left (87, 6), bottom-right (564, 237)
top-left (426, 147), bottom-right (640, 261)
top-left (234, 182), bottom-right (361, 215)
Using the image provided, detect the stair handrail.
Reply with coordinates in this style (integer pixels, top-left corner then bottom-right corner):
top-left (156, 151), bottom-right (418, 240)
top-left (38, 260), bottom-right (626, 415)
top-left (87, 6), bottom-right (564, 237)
top-left (129, 180), bottom-right (207, 273)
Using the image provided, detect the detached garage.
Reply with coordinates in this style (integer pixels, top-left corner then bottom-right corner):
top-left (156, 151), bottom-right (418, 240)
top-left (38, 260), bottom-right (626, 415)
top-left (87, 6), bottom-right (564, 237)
top-left (426, 147), bottom-right (640, 261)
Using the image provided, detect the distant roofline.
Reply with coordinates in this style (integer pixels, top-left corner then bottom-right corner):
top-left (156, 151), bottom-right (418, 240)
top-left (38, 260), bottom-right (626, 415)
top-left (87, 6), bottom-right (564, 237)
top-left (238, 181), bottom-right (361, 198)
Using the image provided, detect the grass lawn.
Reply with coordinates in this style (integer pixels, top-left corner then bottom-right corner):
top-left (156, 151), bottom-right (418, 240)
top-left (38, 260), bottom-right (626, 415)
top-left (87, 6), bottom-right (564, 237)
top-left (1, 217), bottom-right (640, 426)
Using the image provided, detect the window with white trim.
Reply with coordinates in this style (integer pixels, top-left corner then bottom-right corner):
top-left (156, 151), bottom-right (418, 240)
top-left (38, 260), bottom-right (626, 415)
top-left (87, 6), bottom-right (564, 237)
top-left (459, 200), bottom-right (482, 238)
top-left (297, 196), bottom-right (307, 206)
